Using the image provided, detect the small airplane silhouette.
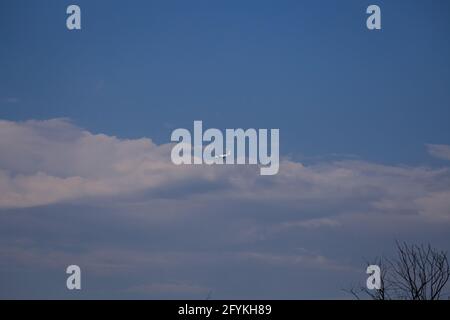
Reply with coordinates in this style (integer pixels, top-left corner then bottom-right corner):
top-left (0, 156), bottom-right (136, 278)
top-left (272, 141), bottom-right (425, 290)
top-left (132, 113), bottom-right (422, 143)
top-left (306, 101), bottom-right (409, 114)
top-left (215, 151), bottom-right (231, 159)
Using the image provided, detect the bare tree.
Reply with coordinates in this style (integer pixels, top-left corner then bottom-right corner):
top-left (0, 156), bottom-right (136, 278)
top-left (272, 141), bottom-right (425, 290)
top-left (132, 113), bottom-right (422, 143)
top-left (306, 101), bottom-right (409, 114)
top-left (346, 242), bottom-right (450, 300)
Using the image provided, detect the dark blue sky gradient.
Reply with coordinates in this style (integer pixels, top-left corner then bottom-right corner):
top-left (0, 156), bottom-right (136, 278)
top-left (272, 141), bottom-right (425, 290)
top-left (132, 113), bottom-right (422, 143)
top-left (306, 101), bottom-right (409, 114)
top-left (1, 0), bottom-right (450, 164)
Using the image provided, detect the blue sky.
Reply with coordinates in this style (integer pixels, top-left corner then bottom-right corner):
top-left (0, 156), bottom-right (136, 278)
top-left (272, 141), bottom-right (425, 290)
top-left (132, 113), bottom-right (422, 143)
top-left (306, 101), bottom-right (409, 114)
top-left (2, 0), bottom-right (450, 163)
top-left (1, 0), bottom-right (450, 299)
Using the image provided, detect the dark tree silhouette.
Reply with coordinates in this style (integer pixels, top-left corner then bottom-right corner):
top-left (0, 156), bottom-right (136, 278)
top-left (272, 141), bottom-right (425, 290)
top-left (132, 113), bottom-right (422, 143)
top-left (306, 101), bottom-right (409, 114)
top-left (347, 242), bottom-right (450, 300)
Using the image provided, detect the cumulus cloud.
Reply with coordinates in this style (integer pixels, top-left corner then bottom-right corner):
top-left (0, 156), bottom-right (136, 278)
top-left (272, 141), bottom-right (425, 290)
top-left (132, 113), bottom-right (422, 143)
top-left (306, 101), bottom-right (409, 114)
top-left (1, 118), bottom-right (450, 222)
top-left (0, 119), bottom-right (204, 207)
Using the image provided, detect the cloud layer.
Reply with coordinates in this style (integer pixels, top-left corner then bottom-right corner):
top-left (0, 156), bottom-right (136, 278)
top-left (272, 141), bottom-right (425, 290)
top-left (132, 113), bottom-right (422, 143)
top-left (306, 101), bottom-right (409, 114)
top-left (1, 119), bottom-right (450, 298)
top-left (1, 118), bottom-right (450, 221)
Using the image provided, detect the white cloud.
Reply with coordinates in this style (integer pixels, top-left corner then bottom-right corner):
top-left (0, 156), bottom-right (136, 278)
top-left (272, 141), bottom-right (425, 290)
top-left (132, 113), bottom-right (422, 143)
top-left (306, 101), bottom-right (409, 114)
top-left (1, 119), bottom-right (450, 222)
top-left (0, 119), bottom-right (205, 207)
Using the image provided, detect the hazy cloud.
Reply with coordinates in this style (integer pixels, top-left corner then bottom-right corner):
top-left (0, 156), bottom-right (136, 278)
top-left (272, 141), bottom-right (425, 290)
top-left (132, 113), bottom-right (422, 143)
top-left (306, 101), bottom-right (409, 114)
top-left (1, 119), bottom-right (450, 298)
top-left (2, 97), bottom-right (19, 104)
top-left (1, 119), bottom-right (450, 223)
top-left (427, 144), bottom-right (450, 161)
